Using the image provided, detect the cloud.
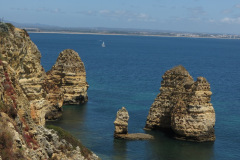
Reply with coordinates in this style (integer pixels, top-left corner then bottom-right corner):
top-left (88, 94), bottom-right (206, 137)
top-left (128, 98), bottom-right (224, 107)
top-left (11, 8), bottom-right (29, 11)
top-left (171, 7), bottom-right (207, 23)
top-left (221, 9), bottom-right (233, 14)
top-left (11, 7), bottom-right (65, 14)
top-left (186, 6), bottom-right (206, 17)
top-left (208, 19), bottom-right (216, 23)
top-left (221, 17), bottom-right (240, 24)
top-left (36, 8), bottom-right (65, 14)
top-left (78, 10), bottom-right (156, 22)
top-left (235, 4), bottom-right (240, 8)
top-left (78, 10), bottom-right (96, 16)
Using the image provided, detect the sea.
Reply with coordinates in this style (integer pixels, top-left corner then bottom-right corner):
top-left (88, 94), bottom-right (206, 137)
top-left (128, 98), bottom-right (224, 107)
top-left (29, 33), bottom-right (240, 160)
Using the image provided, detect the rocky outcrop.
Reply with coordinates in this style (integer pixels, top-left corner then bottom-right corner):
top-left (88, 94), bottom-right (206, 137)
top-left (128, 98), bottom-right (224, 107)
top-left (0, 60), bottom-right (98, 159)
top-left (145, 65), bottom-right (215, 142)
top-left (47, 49), bottom-right (89, 104)
top-left (114, 107), bottom-right (153, 140)
top-left (0, 23), bottom-right (99, 159)
top-left (0, 23), bottom-right (63, 124)
top-left (43, 78), bottom-right (64, 120)
top-left (114, 107), bottom-right (129, 135)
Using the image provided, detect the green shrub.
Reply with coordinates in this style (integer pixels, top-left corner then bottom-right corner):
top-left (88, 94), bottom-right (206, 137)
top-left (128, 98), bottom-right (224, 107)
top-left (0, 22), bottom-right (8, 32)
top-left (0, 22), bottom-right (9, 37)
top-left (46, 125), bottom-right (92, 159)
top-left (5, 23), bottom-right (14, 32)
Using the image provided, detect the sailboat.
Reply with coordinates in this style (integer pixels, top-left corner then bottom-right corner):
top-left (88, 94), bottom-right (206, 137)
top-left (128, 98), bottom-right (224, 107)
top-left (102, 41), bottom-right (105, 47)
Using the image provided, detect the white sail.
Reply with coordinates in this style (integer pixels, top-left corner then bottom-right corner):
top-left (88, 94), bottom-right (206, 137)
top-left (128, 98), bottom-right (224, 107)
top-left (102, 41), bottom-right (105, 47)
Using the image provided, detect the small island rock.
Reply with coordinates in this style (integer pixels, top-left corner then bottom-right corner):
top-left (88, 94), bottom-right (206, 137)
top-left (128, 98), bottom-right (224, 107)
top-left (114, 107), bottom-right (129, 135)
top-left (114, 107), bottom-right (153, 140)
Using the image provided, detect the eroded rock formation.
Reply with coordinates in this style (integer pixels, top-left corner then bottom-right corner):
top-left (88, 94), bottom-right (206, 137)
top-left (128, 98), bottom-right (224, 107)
top-left (47, 49), bottom-right (89, 104)
top-left (114, 107), bottom-right (153, 140)
top-left (0, 59), bottom-right (98, 159)
top-left (0, 23), bottom-right (99, 159)
top-left (145, 65), bottom-right (215, 142)
top-left (114, 107), bottom-right (129, 135)
top-left (0, 23), bottom-right (63, 124)
top-left (43, 78), bottom-right (64, 120)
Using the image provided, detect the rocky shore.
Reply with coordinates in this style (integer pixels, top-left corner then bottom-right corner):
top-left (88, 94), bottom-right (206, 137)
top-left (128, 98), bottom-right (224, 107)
top-left (0, 23), bottom-right (98, 159)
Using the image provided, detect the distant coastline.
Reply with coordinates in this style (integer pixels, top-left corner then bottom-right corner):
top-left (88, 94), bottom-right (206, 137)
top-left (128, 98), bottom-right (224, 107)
top-left (28, 30), bottom-right (240, 40)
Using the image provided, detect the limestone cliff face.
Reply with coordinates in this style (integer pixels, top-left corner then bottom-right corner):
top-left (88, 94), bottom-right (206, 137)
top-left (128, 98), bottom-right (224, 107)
top-left (43, 78), bottom-right (64, 120)
top-left (0, 23), bottom-right (99, 160)
top-left (145, 65), bottom-right (215, 142)
top-left (0, 61), bottom-right (94, 160)
top-left (0, 23), bottom-right (59, 125)
top-left (47, 49), bottom-right (89, 104)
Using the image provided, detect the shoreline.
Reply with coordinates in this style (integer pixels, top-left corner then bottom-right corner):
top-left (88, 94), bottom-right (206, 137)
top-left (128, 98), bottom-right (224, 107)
top-left (28, 31), bottom-right (240, 40)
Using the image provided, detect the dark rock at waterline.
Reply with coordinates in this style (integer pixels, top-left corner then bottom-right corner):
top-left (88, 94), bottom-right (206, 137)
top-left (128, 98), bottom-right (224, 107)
top-left (115, 133), bottom-right (154, 140)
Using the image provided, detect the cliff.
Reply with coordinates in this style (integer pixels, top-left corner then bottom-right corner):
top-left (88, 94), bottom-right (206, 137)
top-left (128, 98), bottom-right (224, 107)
top-left (145, 65), bottom-right (215, 142)
top-left (0, 23), bottom-right (63, 124)
top-left (47, 49), bottom-right (89, 104)
top-left (0, 23), bottom-right (99, 159)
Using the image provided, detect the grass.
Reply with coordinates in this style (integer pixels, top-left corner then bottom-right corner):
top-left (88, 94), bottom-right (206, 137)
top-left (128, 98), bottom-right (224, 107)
top-left (46, 125), bottom-right (93, 159)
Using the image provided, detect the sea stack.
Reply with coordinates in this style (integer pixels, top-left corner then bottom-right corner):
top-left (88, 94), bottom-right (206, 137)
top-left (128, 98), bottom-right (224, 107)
top-left (47, 49), bottom-right (89, 104)
top-left (145, 65), bottom-right (215, 142)
top-left (114, 107), bottom-right (154, 140)
top-left (114, 107), bottom-right (129, 136)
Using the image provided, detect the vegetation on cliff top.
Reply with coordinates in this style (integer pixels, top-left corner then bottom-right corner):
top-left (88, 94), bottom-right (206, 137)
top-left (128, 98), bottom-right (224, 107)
top-left (0, 22), bottom-right (12, 36)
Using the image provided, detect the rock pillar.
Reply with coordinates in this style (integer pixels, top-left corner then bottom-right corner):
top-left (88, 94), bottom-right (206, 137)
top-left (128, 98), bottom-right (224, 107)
top-left (114, 107), bottom-right (129, 136)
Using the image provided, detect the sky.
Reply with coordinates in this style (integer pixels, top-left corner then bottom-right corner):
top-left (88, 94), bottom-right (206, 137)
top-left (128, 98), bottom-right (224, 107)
top-left (1, 0), bottom-right (240, 34)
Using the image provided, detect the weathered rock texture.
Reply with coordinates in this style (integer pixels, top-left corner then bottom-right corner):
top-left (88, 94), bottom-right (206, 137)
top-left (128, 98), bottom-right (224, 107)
top-left (145, 65), bottom-right (215, 142)
top-left (47, 49), bottom-right (89, 104)
top-left (43, 78), bottom-right (64, 120)
top-left (114, 107), bottom-right (129, 135)
top-left (0, 23), bottom-right (63, 124)
top-left (114, 107), bottom-right (153, 140)
top-left (0, 59), bottom-right (99, 159)
top-left (0, 23), bottom-right (99, 160)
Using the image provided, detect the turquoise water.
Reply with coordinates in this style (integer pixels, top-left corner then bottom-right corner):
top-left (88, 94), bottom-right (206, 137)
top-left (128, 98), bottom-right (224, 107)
top-left (30, 33), bottom-right (240, 160)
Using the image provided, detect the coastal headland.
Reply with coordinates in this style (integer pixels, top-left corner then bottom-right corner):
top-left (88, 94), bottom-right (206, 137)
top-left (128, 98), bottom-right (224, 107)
top-left (25, 28), bottom-right (240, 39)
